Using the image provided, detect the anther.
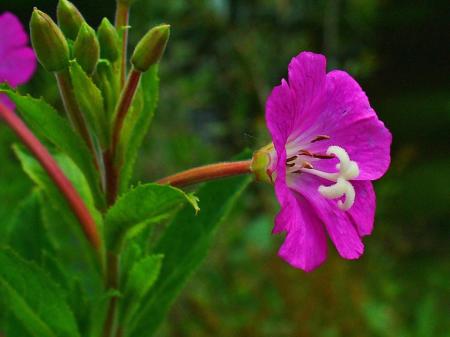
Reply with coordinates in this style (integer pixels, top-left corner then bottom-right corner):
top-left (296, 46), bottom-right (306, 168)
top-left (298, 149), bottom-right (313, 157)
top-left (302, 162), bottom-right (314, 169)
top-left (310, 135), bottom-right (330, 143)
top-left (312, 153), bottom-right (335, 159)
top-left (286, 162), bottom-right (295, 168)
top-left (286, 155), bottom-right (297, 163)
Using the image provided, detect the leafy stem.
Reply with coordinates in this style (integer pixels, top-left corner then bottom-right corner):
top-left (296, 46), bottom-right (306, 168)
top-left (0, 102), bottom-right (102, 254)
top-left (105, 68), bottom-right (141, 204)
top-left (156, 160), bottom-right (253, 187)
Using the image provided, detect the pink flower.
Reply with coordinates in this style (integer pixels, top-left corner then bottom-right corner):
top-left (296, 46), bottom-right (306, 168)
top-left (0, 12), bottom-right (36, 109)
top-left (260, 52), bottom-right (391, 271)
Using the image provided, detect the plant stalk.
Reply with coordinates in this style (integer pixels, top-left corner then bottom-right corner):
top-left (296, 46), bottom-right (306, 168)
top-left (115, 1), bottom-right (130, 88)
top-left (110, 68), bottom-right (141, 157)
top-left (0, 102), bottom-right (102, 250)
top-left (102, 252), bottom-right (120, 337)
top-left (156, 160), bottom-right (253, 188)
top-left (55, 69), bottom-right (97, 157)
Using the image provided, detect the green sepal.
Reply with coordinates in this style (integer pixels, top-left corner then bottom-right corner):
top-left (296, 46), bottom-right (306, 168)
top-left (57, 0), bottom-right (85, 40)
top-left (131, 24), bottom-right (170, 72)
top-left (30, 8), bottom-right (69, 72)
top-left (73, 22), bottom-right (100, 75)
top-left (97, 18), bottom-right (120, 63)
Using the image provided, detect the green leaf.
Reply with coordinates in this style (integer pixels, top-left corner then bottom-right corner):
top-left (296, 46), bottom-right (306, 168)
top-left (39, 194), bottom-right (103, 300)
top-left (70, 60), bottom-right (109, 147)
top-left (6, 190), bottom-right (49, 263)
top-left (129, 171), bottom-right (251, 336)
top-left (1, 89), bottom-right (104, 208)
top-left (120, 254), bottom-right (163, 327)
top-left (13, 146), bottom-right (103, 250)
top-left (0, 248), bottom-right (81, 337)
top-left (94, 59), bottom-right (119, 119)
top-left (118, 65), bottom-right (159, 192)
top-left (0, 124), bottom-right (31, 230)
top-left (105, 183), bottom-right (198, 251)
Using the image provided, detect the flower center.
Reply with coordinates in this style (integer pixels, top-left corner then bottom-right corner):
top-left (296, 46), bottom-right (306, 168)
top-left (286, 145), bottom-right (360, 210)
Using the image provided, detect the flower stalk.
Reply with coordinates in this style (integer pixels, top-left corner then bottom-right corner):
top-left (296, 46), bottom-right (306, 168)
top-left (156, 160), bottom-right (253, 187)
top-left (0, 102), bottom-right (102, 251)
top-left (115, 0), bottom-right (130, 87)
top-left (55, 69), bottom-right (98, 163)
top-left (110, 68), bottom-right (141, 157)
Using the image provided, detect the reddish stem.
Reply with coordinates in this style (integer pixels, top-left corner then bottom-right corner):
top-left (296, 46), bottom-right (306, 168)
top-left (110, 68), bottom-right (141, 157)
top-left (156, 160), bottom-right (253, 188)
top-left (115, 1), bottom-right (130, 88)
top-left (0, 102), bottom-right (101, 250)
top-left (103, 149), bottom-right (119, 206)
top-left (55, 69), bottom-right (97, 160)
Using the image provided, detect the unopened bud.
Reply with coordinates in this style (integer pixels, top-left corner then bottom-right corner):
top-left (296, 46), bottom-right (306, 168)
top-left (131, 24), bottom-right (170, 72)
top-left (97, 18), bottom-right (120, 62)
top-left (57, 0), bottom-right (85, 40)
top-left (30, 8), bottom-right (69, 72)
top-left (74, 23), bottom-right (100, 75)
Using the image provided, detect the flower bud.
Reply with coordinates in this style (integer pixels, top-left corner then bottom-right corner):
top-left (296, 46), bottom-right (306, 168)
top-left (131, 24), bottom-right (170, 72)
top-left (30, 8), bottom-right (69, 72)
top-left (73, 22), bottom-right (100, 75)
top-left (57, 0), bottom-right (85, 40)
top-left (97, 18), bottom-right (120, 62)
top-left (251, 143), bottom-right (275, 184)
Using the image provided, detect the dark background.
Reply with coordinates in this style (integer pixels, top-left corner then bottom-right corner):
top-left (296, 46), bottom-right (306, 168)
top-left (1, 0), bottom-right (449, 336)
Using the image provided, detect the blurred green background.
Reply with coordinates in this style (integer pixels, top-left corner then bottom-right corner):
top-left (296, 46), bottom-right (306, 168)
top-left (1, 0), bottom-right (449, 336)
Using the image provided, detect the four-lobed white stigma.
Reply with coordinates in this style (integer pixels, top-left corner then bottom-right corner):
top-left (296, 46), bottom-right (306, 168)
top-left (300, 145), bottom-right (360, 210)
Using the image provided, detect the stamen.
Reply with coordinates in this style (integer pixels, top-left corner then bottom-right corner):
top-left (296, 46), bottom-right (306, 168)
top-left (312, 153), bottom-right (334, 159)
top-left (302, 161), bottom-right (314, 169)
top-left (297, 145), bottom-right (360, 210)
top-left (286, 155), bottom-right (297, 163)
top-left (298, 149), bottom-right (313, 157)
top-left (298, 149), bottom-right (334, 159)
top-left (310, 135), bottom-right (331, 143)
top-left (286, 162), bottom-right (295, 168)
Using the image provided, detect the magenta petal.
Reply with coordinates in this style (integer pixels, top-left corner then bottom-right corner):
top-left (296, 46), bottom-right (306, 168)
top-left (277, 192), bottom-right (328, 271)
top-left (0, 48), bottom-right (36, 86)
top-left (348, 181), bottom-right (376, 236)
top-left (292, 175), bottom-right (364, 259)
top-left (266, 79), bottom-right (294, 148)
top-left (287, 52), bottom-right (327, 138)
top-left (0, 12), bottom-right (29, 55)
top-left (307, 70), bottom-right (392, 180)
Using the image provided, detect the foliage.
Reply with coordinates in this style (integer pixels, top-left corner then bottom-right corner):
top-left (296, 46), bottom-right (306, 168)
top-left (0, 0), bottom-right (449, 337)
